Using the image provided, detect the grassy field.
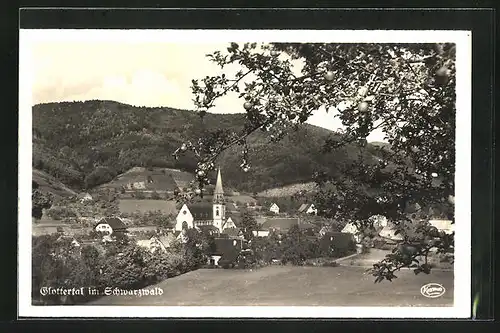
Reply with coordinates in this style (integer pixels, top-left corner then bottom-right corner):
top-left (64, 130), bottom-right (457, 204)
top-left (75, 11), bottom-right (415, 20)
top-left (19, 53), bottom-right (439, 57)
top-left (90, 265), bottom-right (453, 307)
top-left (118, 199), bottom-right (178, 215)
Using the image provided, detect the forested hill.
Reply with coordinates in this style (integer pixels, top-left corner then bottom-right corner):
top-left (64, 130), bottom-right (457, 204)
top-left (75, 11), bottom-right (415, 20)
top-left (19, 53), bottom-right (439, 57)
top-left (33, 100), bottom-right (384, 193)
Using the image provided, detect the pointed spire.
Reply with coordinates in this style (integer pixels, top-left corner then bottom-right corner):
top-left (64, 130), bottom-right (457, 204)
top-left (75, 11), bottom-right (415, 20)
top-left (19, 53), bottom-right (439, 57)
top-left (214, 167), bottom-right (224, 196)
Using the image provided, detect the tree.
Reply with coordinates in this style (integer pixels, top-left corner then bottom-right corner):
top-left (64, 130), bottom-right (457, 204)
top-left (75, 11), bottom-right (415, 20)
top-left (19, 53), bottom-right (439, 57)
top-left (84, 167), bottom-right (114, 189)
top-left (32, 181), bottom-right (52, 219)
top-left (239, 211), bottom-right (258, 240)
top-left (173, 42), bottom-right (456, 282)
top-left (281, 225), bottom-right (310, 265)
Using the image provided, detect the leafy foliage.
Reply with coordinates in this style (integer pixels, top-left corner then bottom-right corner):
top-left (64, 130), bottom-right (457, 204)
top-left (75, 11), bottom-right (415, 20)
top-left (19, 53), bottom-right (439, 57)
top-left (239, 211), bottom-right (259, 240)
top-left (31, 232), bottom-right (207, 305)
top-left (180, 42), bottom-right (455, 281)
top-left (32, 181), bottom-right (53, 219)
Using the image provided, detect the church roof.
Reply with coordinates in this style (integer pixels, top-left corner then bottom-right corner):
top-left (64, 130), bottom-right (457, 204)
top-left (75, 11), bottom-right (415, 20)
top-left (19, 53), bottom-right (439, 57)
top-left (187, 204), bottom-right (213, 221)
top-left (214, 168), bottom-right (224, 195)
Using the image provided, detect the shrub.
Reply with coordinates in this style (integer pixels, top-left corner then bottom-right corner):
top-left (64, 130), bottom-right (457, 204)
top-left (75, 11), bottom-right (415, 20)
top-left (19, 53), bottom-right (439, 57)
top-left (46, 207), bottom-right (77, 220)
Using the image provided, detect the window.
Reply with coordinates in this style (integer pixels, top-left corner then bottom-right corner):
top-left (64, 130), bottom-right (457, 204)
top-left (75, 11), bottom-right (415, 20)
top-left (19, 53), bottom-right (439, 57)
top-left (183, 210), bottom-right (187, 215)
top-left (216, 209), bottom-right (219, 216)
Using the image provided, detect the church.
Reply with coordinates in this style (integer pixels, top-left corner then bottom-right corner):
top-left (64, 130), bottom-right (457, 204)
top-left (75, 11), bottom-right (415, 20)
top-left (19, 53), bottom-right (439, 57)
top-left (174, 168), bottom-right (237, 233)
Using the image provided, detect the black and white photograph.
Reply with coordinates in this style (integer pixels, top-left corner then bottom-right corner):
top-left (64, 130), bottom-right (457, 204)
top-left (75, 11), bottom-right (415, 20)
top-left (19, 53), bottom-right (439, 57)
top-left (18, 29), bottom-right (471, 318)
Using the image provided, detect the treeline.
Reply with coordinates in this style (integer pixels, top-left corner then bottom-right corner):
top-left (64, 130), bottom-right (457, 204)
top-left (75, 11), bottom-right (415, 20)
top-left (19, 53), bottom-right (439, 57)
top-left (33, 100), bottom-right (384, 193)
top-left (250, 225), bottom-right (357, 266)
top-left (32, 229), bottom-right (212, 305)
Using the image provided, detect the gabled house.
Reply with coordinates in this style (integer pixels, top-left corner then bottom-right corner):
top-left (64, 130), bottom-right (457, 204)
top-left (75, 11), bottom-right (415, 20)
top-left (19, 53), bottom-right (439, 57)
top-left (341, 222), bottom-right (362, 243)
top-left (254, 218), bottom-right (315, 237)
top-left (298, 203), bottom-right (318, 215)
top-left (269, 203), bottom-right (280, 214)
top-left (137, 234), bottom-right (177, 253)
top-left (95, 217), bottom-right (128, 235)
top-left (223, 215), bottom-right (238, 230)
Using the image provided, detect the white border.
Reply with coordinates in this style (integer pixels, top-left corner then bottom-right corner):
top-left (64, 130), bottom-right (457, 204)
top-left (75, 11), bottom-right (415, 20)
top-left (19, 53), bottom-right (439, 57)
top-left (19, 29), bottom-right (472, 318)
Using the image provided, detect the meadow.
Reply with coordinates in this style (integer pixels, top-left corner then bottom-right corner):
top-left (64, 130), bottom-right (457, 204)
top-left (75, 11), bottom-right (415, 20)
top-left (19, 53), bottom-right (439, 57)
top-left (118, 199), bottom-right (178, 215)
top-left (90, 265), bottom-right (453, 307)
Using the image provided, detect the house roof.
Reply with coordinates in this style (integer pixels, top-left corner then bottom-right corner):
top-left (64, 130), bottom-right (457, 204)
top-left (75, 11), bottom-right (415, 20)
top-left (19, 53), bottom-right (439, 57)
top-left (186, 204), bottom-right (213, 221)
top-left (98, 217), bottom-right (127, 230)
top-left (221, 227), bottom-right (241, 237)
top-left (260, 218), bottom-right (313, 231)
top-left (225, 213), bottom-right (241, 226)
top-left (298, 203), bottom-right (309, 212)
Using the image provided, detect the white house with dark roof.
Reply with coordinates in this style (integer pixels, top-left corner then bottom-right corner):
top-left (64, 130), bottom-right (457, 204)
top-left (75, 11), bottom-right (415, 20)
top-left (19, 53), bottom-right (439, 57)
top-left (174, 168), bottom-right (227, 233)
top-left (95, 217), bottom-right (128, 235)
top-left (269, 203), bottom-right (280, 214)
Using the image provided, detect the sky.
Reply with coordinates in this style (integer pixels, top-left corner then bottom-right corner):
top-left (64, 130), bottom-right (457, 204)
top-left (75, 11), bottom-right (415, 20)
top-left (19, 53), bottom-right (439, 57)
top-left (31, 41), bottom-right (386, 142)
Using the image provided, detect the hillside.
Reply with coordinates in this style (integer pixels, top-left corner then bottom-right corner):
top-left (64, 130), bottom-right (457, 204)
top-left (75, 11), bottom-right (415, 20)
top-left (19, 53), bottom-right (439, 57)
top-left (32, 100), bottom-right (384, 193)
top-left (32, 169), bottom-right (78, 198)
top-left (256, 182), bottom-right (317, 197)
top-left (97, 167), bottom-right (193, 192)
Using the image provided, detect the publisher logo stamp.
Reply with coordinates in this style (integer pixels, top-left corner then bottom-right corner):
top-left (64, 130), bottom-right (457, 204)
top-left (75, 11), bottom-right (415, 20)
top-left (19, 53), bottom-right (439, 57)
top-left (420, 283), bottom-right (446, 298)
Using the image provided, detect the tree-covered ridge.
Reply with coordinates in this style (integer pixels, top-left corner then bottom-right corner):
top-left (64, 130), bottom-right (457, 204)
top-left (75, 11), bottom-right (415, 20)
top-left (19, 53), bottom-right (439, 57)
top-left (33, 100), bottom-right (384, 193)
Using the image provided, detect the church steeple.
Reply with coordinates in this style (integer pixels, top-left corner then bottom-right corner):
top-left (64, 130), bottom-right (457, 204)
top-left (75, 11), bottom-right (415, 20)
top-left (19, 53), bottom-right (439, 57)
top-left (213, 167), bottom-right (224, 203)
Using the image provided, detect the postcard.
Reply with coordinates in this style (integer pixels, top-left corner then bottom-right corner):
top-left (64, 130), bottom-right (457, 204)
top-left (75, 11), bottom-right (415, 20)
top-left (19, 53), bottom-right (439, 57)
top-left (19, 28), bottom-right (471, 318)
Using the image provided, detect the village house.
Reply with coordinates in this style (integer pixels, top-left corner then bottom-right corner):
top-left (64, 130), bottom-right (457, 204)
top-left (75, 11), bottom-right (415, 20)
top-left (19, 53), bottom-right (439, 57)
top-left (253, 217), bottom-right (315, 237)
top-left (136, 233), bottom-right (177, 253)
top-left (174, 168), bottom-right (228, 233)
top-left (95, 217), bottom-right (128, 235)
top-left (298, 203), bottom-right (318, 215)
top-left (341, 222), bottom-right (363, 243)
top-left (269, 203), bottom-right (280, 214)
